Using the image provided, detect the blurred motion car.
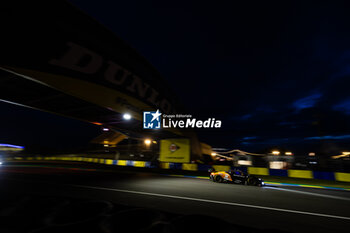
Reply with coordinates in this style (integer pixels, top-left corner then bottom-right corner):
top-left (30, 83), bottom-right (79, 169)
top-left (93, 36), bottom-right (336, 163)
top-left (209, 168), bottom-right (264, 186)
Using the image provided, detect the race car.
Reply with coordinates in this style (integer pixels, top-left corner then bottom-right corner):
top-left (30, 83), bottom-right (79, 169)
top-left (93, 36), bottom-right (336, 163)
top-left (209, 168), bottom-right (264, 186)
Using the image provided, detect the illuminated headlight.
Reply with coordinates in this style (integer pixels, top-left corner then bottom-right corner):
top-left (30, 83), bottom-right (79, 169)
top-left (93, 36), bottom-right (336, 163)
top-left (0, 161), bottom-right (3, 165)
top-left (261, 182), bottom-right (265, 185)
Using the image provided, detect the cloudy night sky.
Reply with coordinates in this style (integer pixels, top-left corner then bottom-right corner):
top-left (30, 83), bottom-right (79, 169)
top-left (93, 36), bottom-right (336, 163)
top-left (1, 0), bottom-right (350, 155)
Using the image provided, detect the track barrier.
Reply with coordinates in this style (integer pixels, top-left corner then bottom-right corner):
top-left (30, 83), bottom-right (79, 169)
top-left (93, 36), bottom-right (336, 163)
top-left (6, 156), bottom-right (350, 182)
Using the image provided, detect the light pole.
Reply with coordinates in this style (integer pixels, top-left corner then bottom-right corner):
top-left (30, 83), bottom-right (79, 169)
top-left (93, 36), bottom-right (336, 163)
top-left (123, 113), bottom-right (132, 120)
top-left (272, 150), bottom-right (280, 155)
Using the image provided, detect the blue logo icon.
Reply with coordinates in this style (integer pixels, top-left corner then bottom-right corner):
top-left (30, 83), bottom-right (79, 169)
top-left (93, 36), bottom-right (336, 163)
top-left (143, 110), bottom-right (161, 129)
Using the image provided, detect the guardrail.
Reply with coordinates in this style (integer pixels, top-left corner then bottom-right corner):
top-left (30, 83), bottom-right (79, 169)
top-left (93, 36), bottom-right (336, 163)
top-left (6, 156), bottom-right (350, 182)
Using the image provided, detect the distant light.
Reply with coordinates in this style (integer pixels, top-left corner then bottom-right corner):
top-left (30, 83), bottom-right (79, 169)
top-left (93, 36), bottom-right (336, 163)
top-left (272, 150), bottom-right (280, 155)
top-left (144, 139), bottom-right (151, 145)
top-left (237, 160), bottom-right (252, 166)
top-left (211, 152), bottom-right (217, 156)
top-left (342, 152), bottom-right (350, 155)
top-left (102, 128), bottom-right (109, 132)
top-left (269, 161), bottom-right (286, 169)
top-left (309, 161), bottom-right (317, 164)
top-left (309, 152), bottom-right (316, 156)
top-left (104, 144), bottom-right (109, 147)
top-left (0, 144), bottom-right (24, 149)
top-left (285, 152), bottom-right (293, 156)
top-left (152, 140), bottom-right (157, 144)
top-left (0, 161), bottom-right (2, 165)
top-left (140, 154), bottom-right (144, 157)
top-left (123, 113), bottom-right (132, 120)
top-left (92, 122), bottom-right (102, 126)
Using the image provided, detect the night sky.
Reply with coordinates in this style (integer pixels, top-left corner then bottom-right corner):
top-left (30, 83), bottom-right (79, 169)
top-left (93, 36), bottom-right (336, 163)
top-left (1, 1), bottom-right (350, 155)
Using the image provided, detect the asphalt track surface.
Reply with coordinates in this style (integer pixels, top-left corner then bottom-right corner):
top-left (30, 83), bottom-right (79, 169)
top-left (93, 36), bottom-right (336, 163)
top-left (1, 165), bottom-right (350, 233)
